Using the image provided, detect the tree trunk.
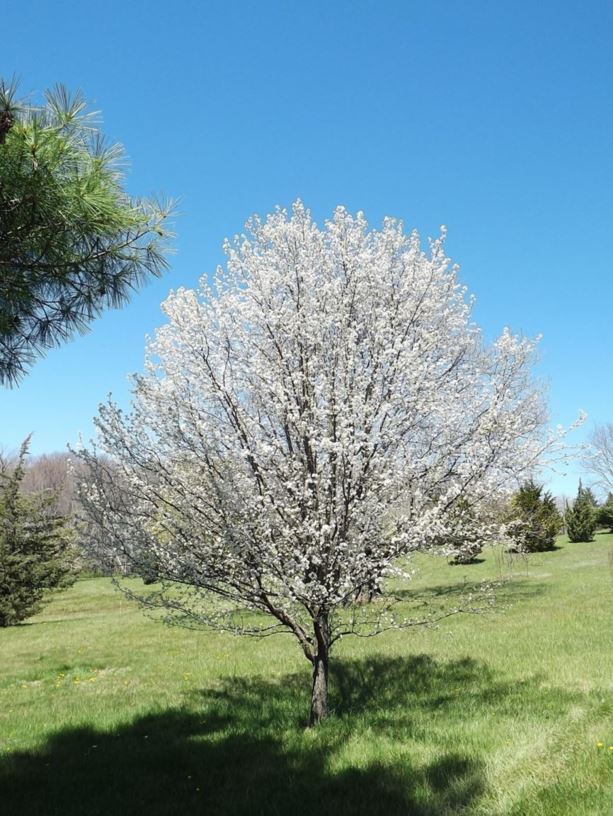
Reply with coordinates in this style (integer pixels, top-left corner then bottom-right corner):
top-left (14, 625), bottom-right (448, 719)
top-left (309, 616), bottom-right (330, 725)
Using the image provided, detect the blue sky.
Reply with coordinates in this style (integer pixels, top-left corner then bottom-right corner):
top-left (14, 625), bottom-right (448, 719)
top-left (1, 0), bottom-right (611, 497)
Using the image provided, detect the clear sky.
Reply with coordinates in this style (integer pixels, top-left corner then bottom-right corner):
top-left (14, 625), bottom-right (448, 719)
top-left (1, 0), bottom-right (611, 497)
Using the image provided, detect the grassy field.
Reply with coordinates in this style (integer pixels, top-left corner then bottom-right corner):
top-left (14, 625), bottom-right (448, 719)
top-left (1, 535), bottom-right (612, 815)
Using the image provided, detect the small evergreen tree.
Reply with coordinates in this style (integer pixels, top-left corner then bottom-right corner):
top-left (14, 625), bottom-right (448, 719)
top-left (506, 480), bottom-right (562, 552)
top-left (596, 492), bottom-right (613, 532)
top-left (565, 480), bottom-right (597, 543)
top-left (0, 439), bottom-right (75, 626)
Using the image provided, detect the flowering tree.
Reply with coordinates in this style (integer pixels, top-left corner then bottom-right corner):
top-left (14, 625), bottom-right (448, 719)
top-left (434, 500), bottom-right (497, 565)
top-left (78, 202), bottom-right (558, 723)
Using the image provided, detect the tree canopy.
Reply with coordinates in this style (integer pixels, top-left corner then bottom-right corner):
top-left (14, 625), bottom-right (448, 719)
top-left (78, 202), bottom-right (558, 723)
top-left (0, 79), bottom-right (173, 385)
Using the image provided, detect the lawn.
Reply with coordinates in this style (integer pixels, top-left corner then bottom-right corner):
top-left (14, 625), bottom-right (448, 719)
top-left (1, 535), bottom-right (612, 815)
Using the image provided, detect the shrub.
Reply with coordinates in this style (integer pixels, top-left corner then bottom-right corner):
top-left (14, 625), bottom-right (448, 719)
top-left (565, 481), bottom-right (597, 543)
top-left (506, 480), bottom-right (562, 553)
top-left (596, 493), bottom-right (613, 532)
top-left (0, 439), bottom-right (75, 626)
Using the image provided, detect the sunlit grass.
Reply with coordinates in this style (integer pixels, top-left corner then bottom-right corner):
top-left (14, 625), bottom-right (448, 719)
top-left (1, 535), bottom-right (612, 814)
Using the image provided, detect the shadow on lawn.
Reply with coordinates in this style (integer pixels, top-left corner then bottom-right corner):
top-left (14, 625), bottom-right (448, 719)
top-left (394, 576), bottom-right (547, 607)
top-left (0, 654), bottom-right (572, 816)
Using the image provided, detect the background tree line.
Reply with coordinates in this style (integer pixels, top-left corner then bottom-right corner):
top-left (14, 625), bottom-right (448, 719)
top-left (2, 438), bottom-right (611, 629)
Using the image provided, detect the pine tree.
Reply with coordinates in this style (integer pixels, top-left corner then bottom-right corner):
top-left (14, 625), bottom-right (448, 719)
top-left (0, 79), bottom-right (174, 385)
top-left (565, 480), bottom-right (597, 543)
top-left (507, 480), bottom-right (562, 552)
top-left (0, 439), bottom-right (75, 626)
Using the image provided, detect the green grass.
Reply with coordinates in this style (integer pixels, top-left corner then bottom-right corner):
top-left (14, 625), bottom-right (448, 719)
top-left (1, 535), bottom-right (613, 815)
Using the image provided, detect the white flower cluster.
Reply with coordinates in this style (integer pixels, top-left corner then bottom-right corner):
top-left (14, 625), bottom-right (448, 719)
top-left (76, 202), bottom-right (565, 658)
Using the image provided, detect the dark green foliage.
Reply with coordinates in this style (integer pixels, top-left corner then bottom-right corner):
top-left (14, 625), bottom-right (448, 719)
top-left (0, 439), bottom-right (74, 626)
top-left (579, 483), bottom-right (599, 509)
top-left (507, 480), bottom-right (562, 552)
top-left (596, 493), bottom-right (613, 532)
top-left (565, 481), bottom-right (597, 543)
top-left (0, 79), bottom-right (174, 385)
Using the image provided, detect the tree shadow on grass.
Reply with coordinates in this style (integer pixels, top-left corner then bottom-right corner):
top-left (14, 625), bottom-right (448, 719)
top-left (449, 556), bottom-right (487, 564)
top-left (0, 713), bottom-right (482, 816)
top-left (15, 616), bottom-right (92, 626)
top-left (394, 577), bottom-right (547, 607)
top-left (0, 654), bottom-right (575, 816)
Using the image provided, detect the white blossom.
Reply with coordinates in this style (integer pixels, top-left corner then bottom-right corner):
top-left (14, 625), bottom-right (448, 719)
top-left (76, 201), bottom-right (573, 721)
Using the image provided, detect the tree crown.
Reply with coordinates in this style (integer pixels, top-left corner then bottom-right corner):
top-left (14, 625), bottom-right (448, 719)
top-left (78, 202), bottom-right (561, 652)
